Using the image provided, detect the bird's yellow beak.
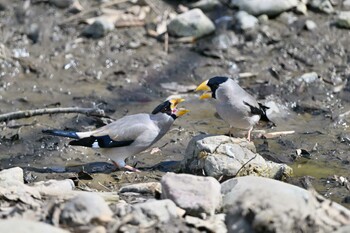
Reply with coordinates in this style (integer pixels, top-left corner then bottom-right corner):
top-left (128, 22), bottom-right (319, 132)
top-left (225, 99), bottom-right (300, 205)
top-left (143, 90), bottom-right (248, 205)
top-left (169, 98), bottom-right (185, 110)
top-left (175, 108), bottom-right (189, 117)
top-left (195, 80), bottom-right (212, 99)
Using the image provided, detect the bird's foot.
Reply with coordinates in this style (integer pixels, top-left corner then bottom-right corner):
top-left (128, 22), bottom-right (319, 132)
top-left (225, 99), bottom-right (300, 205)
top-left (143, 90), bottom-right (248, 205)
top-left (112, 161), bottom-right (141, 172)
top-left (123, 165), bottom-right (141, 172)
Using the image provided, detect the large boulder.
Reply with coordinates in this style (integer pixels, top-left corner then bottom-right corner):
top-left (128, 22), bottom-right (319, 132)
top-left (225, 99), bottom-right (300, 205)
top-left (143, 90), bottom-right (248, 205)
top-left (181, 135), bottom-right (292, 180)
top-left (222, 176), bottom-right (350, 233)
top-left (161, 172), bottom-right (221, 216)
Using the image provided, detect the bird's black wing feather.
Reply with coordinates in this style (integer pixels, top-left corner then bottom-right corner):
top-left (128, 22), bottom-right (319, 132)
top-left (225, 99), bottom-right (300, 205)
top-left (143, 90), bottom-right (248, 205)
top-left (42, 129), bottom-right (79, 139)
top-left (243, 101), bottom-right (276, 126)
top-left (69, 135), bottom-right (134, 148)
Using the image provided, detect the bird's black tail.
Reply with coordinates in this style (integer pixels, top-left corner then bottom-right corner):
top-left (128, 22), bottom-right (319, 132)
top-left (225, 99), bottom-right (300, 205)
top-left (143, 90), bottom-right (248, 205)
top-left (42, 129), bottom-right (80, 139)
top-left (258, 103), bottom-right (276, 127)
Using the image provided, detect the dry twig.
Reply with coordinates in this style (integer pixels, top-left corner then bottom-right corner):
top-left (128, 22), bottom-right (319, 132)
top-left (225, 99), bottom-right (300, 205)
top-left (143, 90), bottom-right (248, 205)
top-left (59, 0), bottom-right (130, 25)
top-left (0, 107), bottom-right (105, 122)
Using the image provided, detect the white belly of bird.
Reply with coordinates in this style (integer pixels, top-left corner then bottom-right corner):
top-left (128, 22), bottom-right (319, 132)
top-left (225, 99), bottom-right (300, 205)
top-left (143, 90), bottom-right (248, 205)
top-left (216, 104), bottom-right (260, 130)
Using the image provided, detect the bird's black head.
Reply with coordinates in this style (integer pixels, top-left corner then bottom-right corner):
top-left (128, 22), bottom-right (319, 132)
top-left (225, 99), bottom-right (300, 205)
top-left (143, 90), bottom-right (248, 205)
top-left (151, 99), bottom-right (187, 120)
top-left (207, 76), bottom-right (228, 98)
top-left (152, 100), bottom-right (172, 116)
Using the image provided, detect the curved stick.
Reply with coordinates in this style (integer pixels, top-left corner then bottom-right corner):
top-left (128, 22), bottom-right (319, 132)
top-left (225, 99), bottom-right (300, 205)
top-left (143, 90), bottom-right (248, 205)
top-left (0, 107), bottom-right (105, 122)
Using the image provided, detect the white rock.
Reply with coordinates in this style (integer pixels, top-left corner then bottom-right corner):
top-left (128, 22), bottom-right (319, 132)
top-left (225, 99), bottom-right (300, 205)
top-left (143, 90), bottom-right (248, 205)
top-left (0, 167), bottom-right (23, 183)
top-left (182, 135), bottom-right (292, 179)
top-left (0, 219), bottom-right (69, 233)
top-left (295, 2), bottom-right (308, 15)
top-left (235, 11), bottom-right (258, 30)
top-left (230, 0), bottom-right (298, 16)
top-left (60, 192), bottom-right (113, 226)
top-left (32, 179), bottom-right (75, 196)
top-left (305, 20), bottom-right (317, 30)
top-left (296, 72), bottom-right (319, 84)
top-left (188, 0), bottom-right (221, 11)
top-left (167, 8), bottom-right (215, 38)
top-left (258, 14), bottom-right (269, 23)
top-left (222, 176), bottom-right (350, 232)
top-left (161, 172), bottom-right (222, 216)
top-left (308, 0), bottom-right (334, 14)
top-left (336, 11), bottom-right (350, 29)
top-left (344, 0), bottom-right (350, 9)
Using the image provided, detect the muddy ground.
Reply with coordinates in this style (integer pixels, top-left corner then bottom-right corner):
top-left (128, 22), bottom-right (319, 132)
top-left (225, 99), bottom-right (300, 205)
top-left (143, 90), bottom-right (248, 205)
top-left (0, 0), bottom-right (350, 207)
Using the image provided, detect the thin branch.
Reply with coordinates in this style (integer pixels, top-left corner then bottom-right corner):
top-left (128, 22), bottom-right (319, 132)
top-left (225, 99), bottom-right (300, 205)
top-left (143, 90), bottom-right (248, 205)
top-left (0, 107), bottom-right (105, 122)
top-left (59, 0), bottom-right (130, 25)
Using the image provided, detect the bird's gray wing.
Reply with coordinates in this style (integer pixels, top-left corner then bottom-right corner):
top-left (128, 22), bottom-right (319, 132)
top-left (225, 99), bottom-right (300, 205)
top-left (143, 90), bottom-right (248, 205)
top-left (226, 81), bottom-right (261, 115)
top-left (70, 114), bottom-right (158, 148)
top-left (91, 113), bottom-right (157, 140)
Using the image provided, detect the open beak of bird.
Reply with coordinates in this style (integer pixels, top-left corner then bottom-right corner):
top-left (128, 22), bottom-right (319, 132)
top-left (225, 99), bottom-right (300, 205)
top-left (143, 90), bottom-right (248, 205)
top-left (195, 80), bottom-right (212, 99)
top-left (169, 98), bottom-right (189, 117)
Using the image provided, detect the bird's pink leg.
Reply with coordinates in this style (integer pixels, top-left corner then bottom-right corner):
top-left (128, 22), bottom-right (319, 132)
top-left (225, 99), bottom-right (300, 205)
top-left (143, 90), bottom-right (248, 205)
top-left (123, 165), bottom-right (141, 172)
top-left (247, 127), bottom-right (253, 141)
top-left (112, 161), bottom-right (141, 172)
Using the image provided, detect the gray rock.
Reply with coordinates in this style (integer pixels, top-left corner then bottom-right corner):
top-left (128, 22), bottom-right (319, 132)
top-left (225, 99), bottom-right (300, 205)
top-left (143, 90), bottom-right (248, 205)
top-left (211, 32), bottom-right (239, 50)
top-left (132, 199), bottom-right (182, 227)
top-left (26, 23), bottom-right (40, 43)
top-left (308, 0), bottom-right (334, 14)
top-left (49, 0), bottom-right (73, 8)
top-left (167, 8), bottom-right (215, 38)
top-left (222, 176), bottom-right (350, 233)
top-left (235, 11), bottom-right (258, 30)
top-left (0, 167), bottom-right (23, 182)
top-left (188, 0), bottom-right (221, 11)
top-left (32, 179), bottom-right (75, 196)
top-left (161, 172), bottom-right (221, 216)
top-left (258, 14), bottom-right (269, 23)
top-left (277, 12), bottom-right (298, 25)
top-left (230, 0), bottom-right (298, 16)
top-left (295, 2), bottom-right (308, 15)
top-left (82, 19), bottom-right (114, 38)
top-left (60, 192), bottom-right (113, 226)
top-left (182, 135), bottom-right (292, 179)
top-left (305, 20), bottom-right (317, 30)
top-left (0, 219), bottom-right (69, 233)
top-left (119, 182), bottom-right (161, 195)
top-left (0, 169), bottom-right (41, 206)
top-left (336, 11), bottom-right (350, 29)
top-left (0, 2), bottom-right (6, 11)
top-left (185, 214), bottom-right (227, 233)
